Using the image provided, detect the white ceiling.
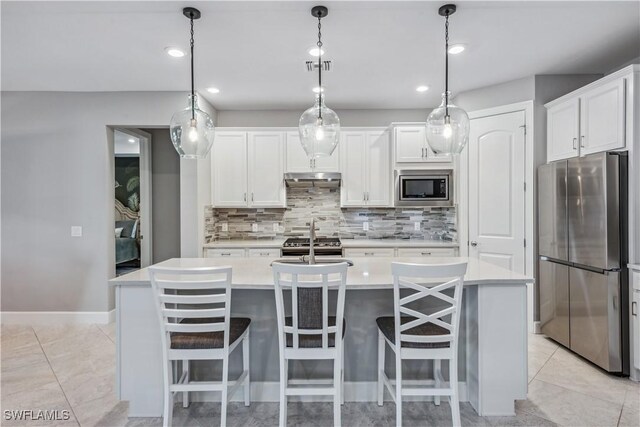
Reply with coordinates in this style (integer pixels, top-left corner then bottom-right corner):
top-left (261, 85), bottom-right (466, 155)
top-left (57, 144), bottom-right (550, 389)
top-left (2, 1), bottom-right (638, 110)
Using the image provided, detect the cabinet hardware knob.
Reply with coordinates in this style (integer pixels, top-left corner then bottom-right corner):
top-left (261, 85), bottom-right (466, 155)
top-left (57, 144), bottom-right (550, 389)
top-left (573, 138), bottom-right (577, 150)
top-left (421, 252), bottom-right (432, 255)
top-left (632, 301), bottom-right (637, 316)
top-left (364, 252), bottom-right (374, 256)
top-left (251, 193), bottom-right (254, 202)
top-left (243, 193), bottom-right (247, 202)
top-left (580, 135), bottom-right (585, 148)
top-left (470, 241), bottom-right (478, 247)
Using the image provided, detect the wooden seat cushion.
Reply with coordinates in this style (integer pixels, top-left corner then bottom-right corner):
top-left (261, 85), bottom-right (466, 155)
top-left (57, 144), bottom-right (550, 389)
top-left (376, 316), bottom-right (450, 349)
top-left (170, 317), bottom-right (251, 350)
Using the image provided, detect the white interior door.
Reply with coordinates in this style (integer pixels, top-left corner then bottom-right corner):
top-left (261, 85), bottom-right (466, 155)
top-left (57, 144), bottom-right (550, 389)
top-left (468, 111), bottom-right (526, 273)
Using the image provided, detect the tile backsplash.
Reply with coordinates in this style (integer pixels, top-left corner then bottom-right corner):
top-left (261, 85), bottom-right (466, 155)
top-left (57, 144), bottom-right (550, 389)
top-left (205, 186), bottom-right (456, 242)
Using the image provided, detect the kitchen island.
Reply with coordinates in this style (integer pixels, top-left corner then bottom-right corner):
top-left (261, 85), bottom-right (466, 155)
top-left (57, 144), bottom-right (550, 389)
top-left (110, 257), bottom-right (532, 417)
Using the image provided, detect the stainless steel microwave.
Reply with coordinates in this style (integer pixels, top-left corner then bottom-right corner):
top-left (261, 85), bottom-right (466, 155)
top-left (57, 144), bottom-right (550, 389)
top-left (394, 170), bottom-right (454, 207)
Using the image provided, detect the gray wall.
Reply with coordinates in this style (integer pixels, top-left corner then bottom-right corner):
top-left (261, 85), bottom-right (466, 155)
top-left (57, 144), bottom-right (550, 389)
top-left (1, 91), bottom-right (215, 312)
top-left (454, 77), bottom-right (536, 112)
top-left (216, 109), bottom-right (430, 127)
top-left (139, 128), bottom-right (181, 264)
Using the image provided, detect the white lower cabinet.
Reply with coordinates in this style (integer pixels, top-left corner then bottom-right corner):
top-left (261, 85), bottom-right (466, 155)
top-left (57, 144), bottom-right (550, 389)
top-left (397, 248), bottom-right (456, 257)
top-left (205, 248), bottom-right (245, 258)
top-left (344, 248), bottom-right (395, 258)
top-left (632, 269), bottom-right (640, 371)
top-left (248, 248), bottom-right (281, 258)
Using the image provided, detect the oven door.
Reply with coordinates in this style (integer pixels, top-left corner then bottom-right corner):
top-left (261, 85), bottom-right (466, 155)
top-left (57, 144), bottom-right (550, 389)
top-left (395, 170), bottom-right (453, 207)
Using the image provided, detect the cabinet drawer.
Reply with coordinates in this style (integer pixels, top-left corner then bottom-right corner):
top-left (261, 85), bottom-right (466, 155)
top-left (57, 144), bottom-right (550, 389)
top-left (205, 249), bottom-right (246, 258)
top-left (397, 247), bottom-right (456, 257)
top-left (344, 248), bottom-right (395, 257)
top-left (248, 248), bottom-right (281, 258)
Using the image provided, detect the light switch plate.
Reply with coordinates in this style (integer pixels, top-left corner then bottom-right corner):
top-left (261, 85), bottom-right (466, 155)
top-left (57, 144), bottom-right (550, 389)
top-left (252, 223), bottom-right (258, 232)
top-left (71, 226), bottom-right (82, 237)
top-left (414, 222), bottom-right (421, 231)
top-left (363, 222), bottom-right (369, 231)
top-left (221, 223), bottom-right (228, 232)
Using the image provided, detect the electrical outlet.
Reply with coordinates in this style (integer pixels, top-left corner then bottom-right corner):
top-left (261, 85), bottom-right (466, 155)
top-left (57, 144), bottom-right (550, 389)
top-left (71, 226), bottom-right (82, 237)
top-left (273, 223), bottom-right (279, 232)
top-left (221, 223), bottom-right (228, 232)
top-left (363, 222), bottom-right (369, 231)
top-left (252, 223), bottom-right (258, 232)
top-left (414, 222), bottom-right (421, 231)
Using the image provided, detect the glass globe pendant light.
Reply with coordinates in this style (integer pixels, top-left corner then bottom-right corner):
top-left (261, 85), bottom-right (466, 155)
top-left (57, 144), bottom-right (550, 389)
top-left (299, 6), bottom-right (340, 159)
top-left (170, 7), bottom-right (215, 159)
top-left (426, 4), bottom-right (470, 156)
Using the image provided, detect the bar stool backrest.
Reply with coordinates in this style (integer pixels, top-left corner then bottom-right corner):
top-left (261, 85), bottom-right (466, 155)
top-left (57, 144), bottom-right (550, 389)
top-left (149, 265), bottom-right (233, 352)
top-left (391, 262), bottom-right (467, 349)
top-left (272, 262), bottom-right (348, 350)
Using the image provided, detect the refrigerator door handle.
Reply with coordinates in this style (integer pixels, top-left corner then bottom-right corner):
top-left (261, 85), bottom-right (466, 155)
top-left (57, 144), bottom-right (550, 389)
top-left (632, 301), bottom-right (637, 316)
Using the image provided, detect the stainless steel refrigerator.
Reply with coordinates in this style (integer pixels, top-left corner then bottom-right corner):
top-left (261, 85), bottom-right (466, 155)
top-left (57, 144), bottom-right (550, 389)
top-left (538, 152), bottom-right (628, 375)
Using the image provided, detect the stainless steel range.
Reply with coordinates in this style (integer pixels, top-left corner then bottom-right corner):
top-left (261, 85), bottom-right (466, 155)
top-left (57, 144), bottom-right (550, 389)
top-left (282, 237), bottom-right (342, 257)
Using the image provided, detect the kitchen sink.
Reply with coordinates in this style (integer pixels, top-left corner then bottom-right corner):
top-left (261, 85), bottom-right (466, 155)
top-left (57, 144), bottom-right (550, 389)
top-left (271, 258), bottom-right (354, 267)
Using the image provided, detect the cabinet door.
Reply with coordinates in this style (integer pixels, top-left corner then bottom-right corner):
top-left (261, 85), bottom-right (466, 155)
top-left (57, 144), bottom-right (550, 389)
top-left (212, 132), bottom-right (248, 207)
top-left (314, 146), bottom-right (340, 172)
top-left (366, 131), bottom-right (391, 207)
top-left (248, 132), bottom-right (285, 207)
top-left (340, 132), bottom-right (367, 207)
top-left (247, 248), bottom-right (281, 258)
top-left (395, 126), bottom-right (427, 163)
top-left (424, 143), bottom-right (453, 163)
top-left (547, 98), bottom-right (580, 162)
top-left (205, 248), bottom-right (246, 258)
top-left (397, 248), bottom-right (456, 257)
top-left (344, 248), bottom-right (395, 257)
top-left (285, 132), bottom-right (313, 172)
top-left (580, 78), bottom-right (626, 155)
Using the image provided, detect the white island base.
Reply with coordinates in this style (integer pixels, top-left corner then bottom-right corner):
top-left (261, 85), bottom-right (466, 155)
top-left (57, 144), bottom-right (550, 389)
top-left (110, 257), bottom-right (531, 418)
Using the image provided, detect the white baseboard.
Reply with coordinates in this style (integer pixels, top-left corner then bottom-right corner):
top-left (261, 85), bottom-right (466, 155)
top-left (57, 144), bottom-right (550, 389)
top-left (533, 321), bottom-right (542, 334)
top-left (190, 381), bottom-right (468, 403)
top-left (1, 310), bottom-right (116, 325)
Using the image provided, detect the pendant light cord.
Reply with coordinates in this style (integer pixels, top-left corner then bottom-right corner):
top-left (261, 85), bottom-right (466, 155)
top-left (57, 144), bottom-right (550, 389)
top-left (190, 13), bottom-right (196, 121)
top-left (444, 12), bottom-right (450, 118)
top-left (317, 14), bottom-right (323, 120)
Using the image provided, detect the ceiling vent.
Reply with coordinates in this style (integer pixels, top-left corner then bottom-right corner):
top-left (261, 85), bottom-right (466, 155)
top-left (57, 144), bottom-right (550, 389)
top-left (305, 60), bottom-right (332, 72)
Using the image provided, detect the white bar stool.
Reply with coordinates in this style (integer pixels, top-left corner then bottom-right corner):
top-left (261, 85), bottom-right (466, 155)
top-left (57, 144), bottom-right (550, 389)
top-left (377, 261), bottom-right (467, 427)
top-left (271, 262), bottom-right (349, 427)
top-left (149, 265), bottom-right (251, 427)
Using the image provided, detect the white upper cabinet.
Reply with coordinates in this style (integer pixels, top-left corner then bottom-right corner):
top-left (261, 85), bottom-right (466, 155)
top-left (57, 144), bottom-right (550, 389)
top-left (212, 131), bottom-right (285, 208)
top-left (579, 78), bottom-right (626, 155)
top-left (366, 130), bottom-right (392, 206)
top-left (340, 131), bottom-right (367, 206)
top-left (248, 132), bottom-right (285, 207)
top-left (212, 132), bottom-right (248, 207)
top-left (394, 125), bottom-right (452, 164)
top-left (546, 71), bottom-right (629, 162)
top-left (285, 132), bottom-right (339, 173)
top-left (340, 130), bottom-right (391, 207)
top-left (547, 98), bottom-right (580, 162)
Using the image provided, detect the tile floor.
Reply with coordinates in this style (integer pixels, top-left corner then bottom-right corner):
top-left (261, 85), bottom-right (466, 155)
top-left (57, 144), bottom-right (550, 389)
top-left (1, 324), bottom-right (638, 426)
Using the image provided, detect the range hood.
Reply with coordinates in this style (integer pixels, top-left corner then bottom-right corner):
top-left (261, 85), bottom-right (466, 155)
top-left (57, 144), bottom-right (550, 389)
top-left (284, 172), bottom-right (341, 188)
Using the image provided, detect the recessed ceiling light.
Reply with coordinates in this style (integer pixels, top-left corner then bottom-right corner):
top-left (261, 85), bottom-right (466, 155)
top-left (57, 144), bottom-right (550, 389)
top-left (448, 44), bottom-right (465, 54)
top-left (206, 87), bottom-right (220, 94)
top-left (128, 138), bottom-right (136, 143)
top-left (312, 86), bottom-right (325, 93)
top-left (165, 47), bottom-right (185, 58)
top-left (308, 47), bottom-right (325, 57)
top-left (416, 85), bottom-right (429, 93)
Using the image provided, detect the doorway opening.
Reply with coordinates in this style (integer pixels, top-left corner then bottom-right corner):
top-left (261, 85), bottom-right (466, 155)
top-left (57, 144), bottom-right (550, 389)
top-left (113, 128), bottom-right (152, 276)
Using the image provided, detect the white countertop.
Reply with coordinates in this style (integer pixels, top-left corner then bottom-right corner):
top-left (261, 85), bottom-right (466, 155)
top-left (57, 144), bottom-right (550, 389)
top-left (341, 239), bottom-right (458, 248)
top-left (204, 239), bottom-right (285, 249)
top-left (110, 256), bottom-right (533, 290)
top-left (204, 239), bottom-right (458, 249)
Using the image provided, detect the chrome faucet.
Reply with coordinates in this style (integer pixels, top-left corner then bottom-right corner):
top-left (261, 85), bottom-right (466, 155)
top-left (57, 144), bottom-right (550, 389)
top-left (308, 217), bottom-right (317, 265)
